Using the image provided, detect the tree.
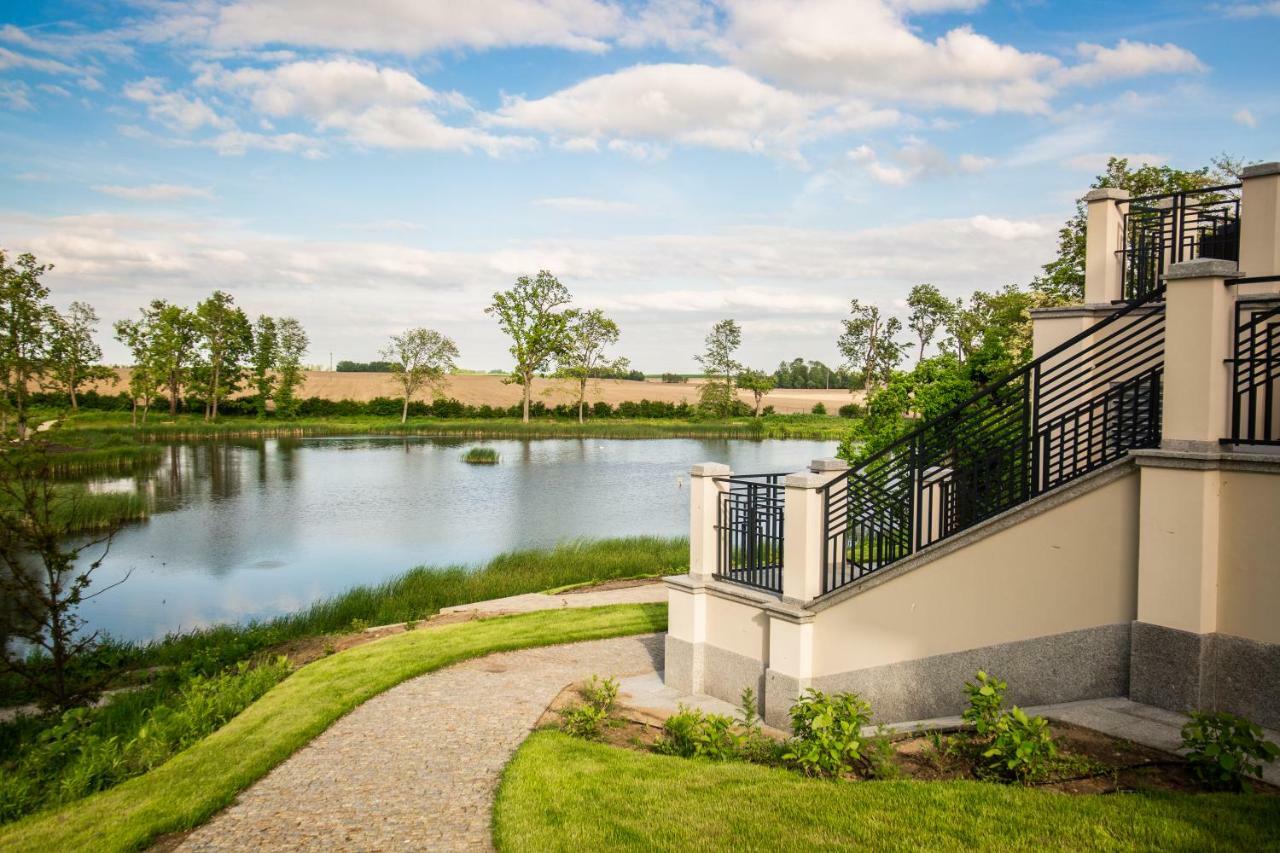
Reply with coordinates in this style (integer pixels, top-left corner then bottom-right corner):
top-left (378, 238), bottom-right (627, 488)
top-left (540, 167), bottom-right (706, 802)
top-left (557, 309), bottom-right (627, 423)
top-left (0, 438), bottom-right (128, 710)
top-left (837, 300), bottom-right (903, 390)
top-left (113, 315), bottom-right (163, 427)
top-left (486, 270), bottom-right (576, 423)
top-left (194, 291), bottom-right (253, 420)
top-left (251, 315), bottom-right (278, 419)
top-left (140, 300), bottom-right (198, 416)
top-left (737, 369), bottom-right (775, 417)
top-left (1032, 156), bottom-right (1233, 304)
top-left (0, 250), bottom-right (57, 438)
top-left (906, 283), bottom-right (954, 363)
top-left (695, 319), bottom-right (742, 416)
top-left (47, 302), bottom-right (114, 411)
top-left (274, 317), bottom-right (308, 419)
top-left (381, 328), bottom-right (460, 424)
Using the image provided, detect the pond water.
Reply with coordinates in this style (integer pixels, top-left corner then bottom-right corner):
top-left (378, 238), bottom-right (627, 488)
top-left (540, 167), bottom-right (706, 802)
top-left (81, 437), bottom-right (835, 642)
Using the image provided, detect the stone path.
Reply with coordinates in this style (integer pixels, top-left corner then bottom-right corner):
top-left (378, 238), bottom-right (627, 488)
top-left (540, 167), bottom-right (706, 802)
top-left (433, 579), bottom-right (666, 621)
top-left (178, 633), bottom-right (665, 852)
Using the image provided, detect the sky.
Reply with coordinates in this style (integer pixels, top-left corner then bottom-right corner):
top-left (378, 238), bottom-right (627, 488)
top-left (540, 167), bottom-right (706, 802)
top-left (0, 1), bottom-right (1277, 372)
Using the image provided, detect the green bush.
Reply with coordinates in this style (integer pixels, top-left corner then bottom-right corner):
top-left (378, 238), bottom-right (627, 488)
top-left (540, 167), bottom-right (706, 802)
top-left (0, 658), bottom-right (289, 824)
top-left (1181, 710), bottom-right (1280, 792)
top-left (654, 706), bottom-right (741, 760)
top-left (783, 688), bottom-right (873, 777)
top-left (981, 706), bottom-right (1057, 783)
top-left (810, 402), bottom-right (828, 415)
top-left (961, 669), bottom-right (1006, 738)
top-left (559, 675), bottom-right (620, 740)
top-left (838, 403), bottom-right (862, 418)
top-left (580, 675), bottom-right (618, 714)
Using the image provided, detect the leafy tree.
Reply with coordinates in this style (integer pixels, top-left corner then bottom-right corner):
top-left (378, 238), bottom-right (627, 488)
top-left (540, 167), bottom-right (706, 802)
top-left (381, 328), bottom-right (460, 424)
top-left (737, 369), bottom-right (775, 417)
top-left (906, 283), bottom-right (955, 363)
top-left (250, 315), bottom-right (278, 419)
top-left (0, 250), bottom-right (57, 438)
top-left (695, 319), bottom-right (742, 416)
top-left (1032, 156), bottom-right (1233, 304)
top-left (0, 437), bottom-right (128, 710)
top-left (274, 318), bottom-right (308, 419)
top-left (557, 309), bottom-right (627, 424)
top-left (137, 300), bottom-right (198, 416)
top-left (194, 291), bottom-right (253, 420)
top-left (837, 300), bottom-right (903, 390)
top-left (113, 314), bottom-right (166, 427)
top-left (486, 270), bottom-right (576, 423)
top-left (772, 358), bottom-right (855, 390)
top-left (47, 302), bottom-right (115, 412)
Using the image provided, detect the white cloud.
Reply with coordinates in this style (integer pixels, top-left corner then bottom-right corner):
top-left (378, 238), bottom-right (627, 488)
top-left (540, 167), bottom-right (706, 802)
top-left (1063, 152), bottom-right (1166, 172)
top-left (535, 196), bottom-right (638, 212)
top-left (0, 81), bottom-right (33, 110)
top-left (124, 77), bottom-right (231, 132)
top-left (0, 46), bottom-right (76, 74)
top-left (489, 63), bottom-right (899, 155)
top-left (1223, 2), bottom-right (1280, 17)
top-left (209, 0), bottom-right (623, 55)
top-left (1234, 108), bottom-right (1257, 128)
top-left (92, 183), bottom-right (214, 201)
top-left (848, 139), bottom-right (992, 185)
top-left (1055, 40), bottom-right (1203, 87)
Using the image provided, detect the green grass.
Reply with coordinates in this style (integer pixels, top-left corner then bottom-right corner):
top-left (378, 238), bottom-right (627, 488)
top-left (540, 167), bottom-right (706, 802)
top-left (55, 410), bottom-right (851, 441)
top-left (494, 731), bottom-right (1280, 852)
top-left (463, 446), bottom-right (501, 464)
top-left (0, 604), bottom-right (666, 852)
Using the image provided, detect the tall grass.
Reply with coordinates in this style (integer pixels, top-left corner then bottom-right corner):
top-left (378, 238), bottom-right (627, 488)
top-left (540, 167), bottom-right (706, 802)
top-left (462, 447), bottom-right (500, 464)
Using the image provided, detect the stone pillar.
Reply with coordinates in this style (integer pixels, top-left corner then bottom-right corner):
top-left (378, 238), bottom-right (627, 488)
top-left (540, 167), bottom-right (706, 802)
top-left (1131, 258), bottom-right (1239, 713)
top-left (1084, 187), bottom-right (1130, 305)
top-left (781, 464), bottom-right (835, 603)
top-left (688, 462), bottom-right (730, 578)
top-left (1239, 162), bottom-right (1280, 295)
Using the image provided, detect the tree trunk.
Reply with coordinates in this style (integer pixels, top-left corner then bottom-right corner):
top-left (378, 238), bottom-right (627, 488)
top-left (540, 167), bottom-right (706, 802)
top-left (753, 394), bottom-right (762, 417)
top-left (169, 374), bottom-right (178, 415)
top-left (401, 394), bottom-right (409, 424)
top-left (131, 397), bottom-right (137, 428)
top-left (918, 339), bottom-right (926, 363)
top-left (522, 373), bottom-right (531, 423)
top-left (209, 361), bottom-right (220, 421)
top-left (578, 378), bottom-right (586, 424)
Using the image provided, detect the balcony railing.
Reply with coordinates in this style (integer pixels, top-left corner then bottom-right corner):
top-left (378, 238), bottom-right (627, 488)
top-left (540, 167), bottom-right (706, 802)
top-left (1226, 281), bottom-right (1280, 447)
top-left (714, 473), bottom-right (785, 593)
top-left (1121, 184), bottom-right (1241, 301)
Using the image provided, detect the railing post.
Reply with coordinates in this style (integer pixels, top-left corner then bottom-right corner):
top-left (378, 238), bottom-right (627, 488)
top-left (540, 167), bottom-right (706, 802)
top-left (781, 459), bottom-right (845, 601)
top-left (1239, 162), bottom-right (1280, 293)
top-left (1084, 187), bottom-right (1130, 304)
top-left (1160, 259), bottom-right (1239, 444)
top-left (689, 462), bottom-right (731, 579)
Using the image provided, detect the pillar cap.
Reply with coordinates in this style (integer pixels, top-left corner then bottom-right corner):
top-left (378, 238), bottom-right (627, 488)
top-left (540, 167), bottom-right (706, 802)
top-left (809, 457), bottom-right (850, 473)
top-left (784, 471), bottom-right (828, 489)
top-left (1163, 259), bottom-right (1241, 281)
top-left (690, 462), bottom-right (731, 477)
top-left (1083, 187), bottom-right (1130, 202)
top-left (1242, 162), bottom-right (1280, 179)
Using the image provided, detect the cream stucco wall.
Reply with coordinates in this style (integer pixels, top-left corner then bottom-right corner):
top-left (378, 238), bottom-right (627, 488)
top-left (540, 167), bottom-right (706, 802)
top-left (702, 592), bottom-right (771, 663)
top-left (809, 469), bottom-right (1140, 678)
top-left (1216, 468), bottom-right (1280, 645)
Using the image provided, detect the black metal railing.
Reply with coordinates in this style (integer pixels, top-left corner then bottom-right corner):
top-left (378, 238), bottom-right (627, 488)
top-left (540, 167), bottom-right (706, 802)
top-left (1226, 287), bottom-right (1280, 447)
top-left (820, 288), bottom-right (1167, 595)
top-left (1121, 184), bottom-right (1241, 301)
top-left (714, 473), bottom-right (785, 593)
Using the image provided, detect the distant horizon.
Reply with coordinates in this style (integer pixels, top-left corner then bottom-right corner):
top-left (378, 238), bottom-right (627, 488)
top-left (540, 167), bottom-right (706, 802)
top-left (2, 1), bottom-right (1276, 372)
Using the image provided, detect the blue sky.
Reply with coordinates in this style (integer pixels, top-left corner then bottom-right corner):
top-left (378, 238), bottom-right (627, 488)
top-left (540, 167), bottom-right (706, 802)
top-left (1, 0), bottom-right (1276, 371)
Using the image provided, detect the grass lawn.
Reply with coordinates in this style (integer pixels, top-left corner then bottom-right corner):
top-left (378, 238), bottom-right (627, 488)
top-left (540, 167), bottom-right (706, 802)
top-left (0, 604), bottom-right (666, 853)
top-left (494, 732), bottom-right (1280, 852)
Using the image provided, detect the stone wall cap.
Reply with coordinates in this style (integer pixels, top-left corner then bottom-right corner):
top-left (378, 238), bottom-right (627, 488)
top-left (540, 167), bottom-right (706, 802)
top-left (1163, 259), bottom-right (1241, 280)
top-left (1242, 162), bottom-right (1280, 179)
top-left (809, 457), bottom-right (850, 473)
top-left (690, 462), bottom-right (731, 477)
top-left (784, 471), bottom-right (828, 489)
top-left (1083, 187), bottom-right (1130, 202)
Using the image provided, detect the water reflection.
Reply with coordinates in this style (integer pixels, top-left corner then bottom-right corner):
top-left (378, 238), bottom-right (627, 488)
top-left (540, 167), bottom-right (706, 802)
top-left (79, 437), bottom-right (833, 642)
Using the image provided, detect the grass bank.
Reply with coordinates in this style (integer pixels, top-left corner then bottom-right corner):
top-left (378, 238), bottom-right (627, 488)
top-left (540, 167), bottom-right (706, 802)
top-left (0, 604), bottom-right (666, 852)
top-left (55, 410), bottom-right (851, 441)
top-left (494, 732), bottom-right (1280, 851)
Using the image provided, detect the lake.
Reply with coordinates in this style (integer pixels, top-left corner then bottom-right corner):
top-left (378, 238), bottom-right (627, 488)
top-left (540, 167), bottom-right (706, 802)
top-left (81, 436), bottom-right (835, 642)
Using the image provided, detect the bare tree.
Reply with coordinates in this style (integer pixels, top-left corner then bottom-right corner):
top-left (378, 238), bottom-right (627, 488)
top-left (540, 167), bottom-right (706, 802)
top-left (381, 328), bottom-right (460, 423)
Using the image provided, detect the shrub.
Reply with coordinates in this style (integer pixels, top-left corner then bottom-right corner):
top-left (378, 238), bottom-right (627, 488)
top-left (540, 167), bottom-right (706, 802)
top-left (580, 675), bottom-right (619, 714)
top-left (783, 688), bottom-right (873, 777)
top-left (654, 706), bottom-right (741, 760)
top-left (462, 447), bottom-right (500, 465)
top-left (962, 670), bottom-right (1007, 739)
top-left (559, 675), bottom-right (620, 740)
top-left (1181, 710), bottom-right (1280, 792)
top-left (981, 706), bottom-right (1057, 783)
top-left (838, 403), bottom-right (862, 418)
top-left (810, 402), bottom-right (828, 415)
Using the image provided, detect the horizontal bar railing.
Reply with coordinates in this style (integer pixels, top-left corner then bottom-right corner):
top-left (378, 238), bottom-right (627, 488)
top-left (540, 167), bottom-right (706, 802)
top-left (1121, 184), bottom-right (1241, 302)
top-left (714, 473), bottom-right (786, 594)
top-left (1226, 290), bottom-right (1280, 447)
top-left (820, 287), bottom-right (1167, 595)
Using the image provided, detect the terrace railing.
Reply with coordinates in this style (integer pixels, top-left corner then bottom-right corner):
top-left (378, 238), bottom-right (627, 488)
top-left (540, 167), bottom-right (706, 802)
top-left (714, 473), bottom-right (785, 593)
top-left (819, 287), bottom-right (1167, 595)
top-left (1121, 184), bottom-right (1241, 302)
top-left (1226, 281), bottom-right (1280, 447)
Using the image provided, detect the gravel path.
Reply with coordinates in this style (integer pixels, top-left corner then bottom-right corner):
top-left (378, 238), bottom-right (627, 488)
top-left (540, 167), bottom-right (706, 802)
top-left (178, 633), bottom-right (665, 852)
